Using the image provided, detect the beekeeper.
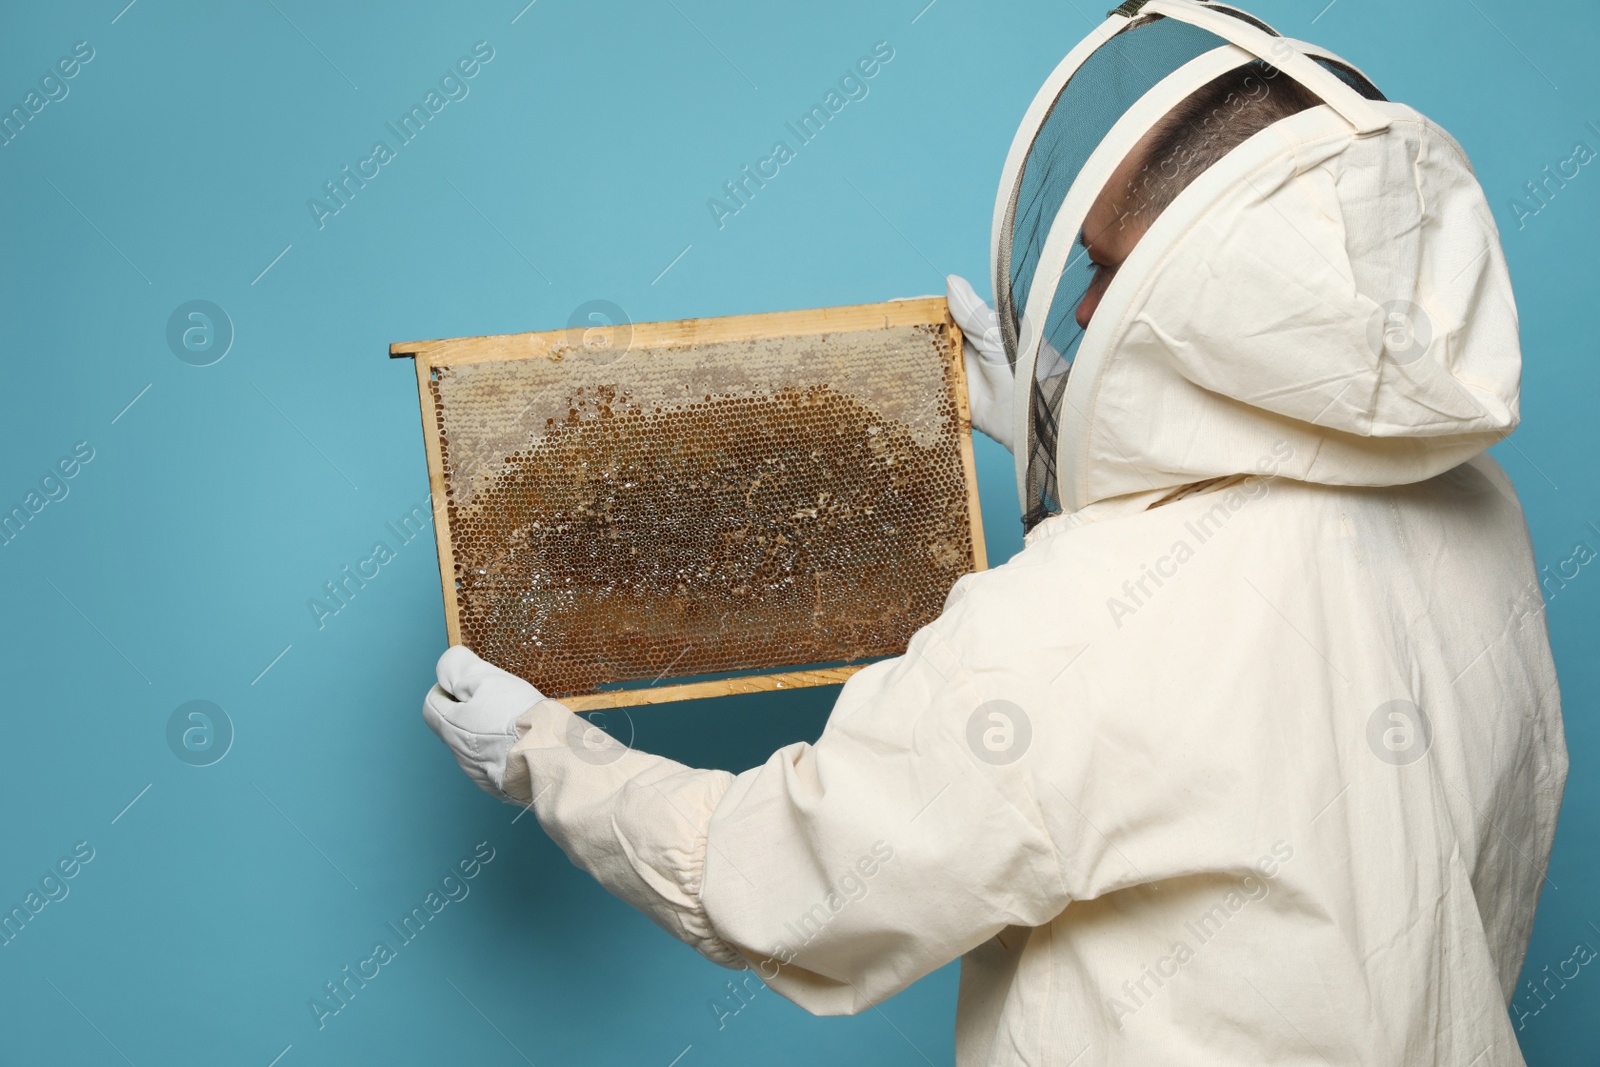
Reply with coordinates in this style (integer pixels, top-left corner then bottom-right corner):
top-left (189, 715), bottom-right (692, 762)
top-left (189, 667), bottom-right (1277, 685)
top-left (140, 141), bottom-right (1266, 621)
top-left (423, 2), bottom-right (1568, 1062)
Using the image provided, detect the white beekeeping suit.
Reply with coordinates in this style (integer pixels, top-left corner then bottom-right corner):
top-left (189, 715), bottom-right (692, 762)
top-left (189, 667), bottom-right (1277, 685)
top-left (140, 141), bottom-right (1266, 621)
top-left (424, 2), bottom-right (1568, 1063)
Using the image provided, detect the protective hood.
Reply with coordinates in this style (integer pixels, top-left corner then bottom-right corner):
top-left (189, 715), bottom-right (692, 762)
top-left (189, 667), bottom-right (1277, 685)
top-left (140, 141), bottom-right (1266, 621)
top-left (994, 0), bottom-right (1521, 527)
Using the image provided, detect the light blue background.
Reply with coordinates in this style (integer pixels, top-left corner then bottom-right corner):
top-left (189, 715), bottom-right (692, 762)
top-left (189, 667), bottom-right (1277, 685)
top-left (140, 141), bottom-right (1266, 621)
top-left (1, 1), bottom-right (1594, 1063)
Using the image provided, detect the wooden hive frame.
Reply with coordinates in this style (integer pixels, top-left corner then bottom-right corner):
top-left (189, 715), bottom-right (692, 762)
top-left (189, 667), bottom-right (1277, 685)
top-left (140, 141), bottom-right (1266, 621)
top-left (391, 297), bottom-right (985, 711)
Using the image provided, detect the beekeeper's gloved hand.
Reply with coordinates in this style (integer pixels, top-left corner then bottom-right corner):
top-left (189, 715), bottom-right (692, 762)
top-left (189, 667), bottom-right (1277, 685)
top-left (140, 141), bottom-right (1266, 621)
top-left (947, 274), bottom-right (1015, 453)
top-left (423, 645), bottom-right (541, 802)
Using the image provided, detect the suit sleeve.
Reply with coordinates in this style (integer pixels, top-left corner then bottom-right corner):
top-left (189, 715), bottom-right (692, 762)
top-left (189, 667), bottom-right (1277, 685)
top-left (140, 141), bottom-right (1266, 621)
top-left (504, 601), bottom-right (1073, 1015)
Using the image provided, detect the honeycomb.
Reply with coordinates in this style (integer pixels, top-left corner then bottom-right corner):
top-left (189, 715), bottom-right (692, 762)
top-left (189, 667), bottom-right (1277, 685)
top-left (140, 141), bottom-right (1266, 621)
top-left (424, 312), bottom-right (980, 701)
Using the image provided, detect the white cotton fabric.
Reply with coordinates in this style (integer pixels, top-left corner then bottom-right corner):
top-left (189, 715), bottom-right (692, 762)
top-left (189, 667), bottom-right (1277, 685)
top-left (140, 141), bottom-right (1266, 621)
top-left (1052, 103), bottom-right (1522, 514)
top-left (947, 273), bottom-right (1016, 452)
top-left (424, 645), bottom-right (538, 800)
top-left (502, 30), bottom-right (1567, 1067)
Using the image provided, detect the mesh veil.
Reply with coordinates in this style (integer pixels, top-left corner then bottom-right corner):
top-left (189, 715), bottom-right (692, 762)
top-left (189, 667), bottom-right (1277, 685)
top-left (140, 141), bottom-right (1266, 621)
top-left (994, 3), bottom-right (1387, 529)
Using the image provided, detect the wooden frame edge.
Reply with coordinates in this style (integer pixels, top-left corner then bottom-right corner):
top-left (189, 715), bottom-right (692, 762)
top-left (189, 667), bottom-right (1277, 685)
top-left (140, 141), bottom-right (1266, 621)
top-left (947, 315), bottom-right (989, 572)
top-left (560, 665), bottom-right (867, 711)
top-left (387, 297), bottom-right (951, 367)
top-left (410, 356), bottom-right (463, 644)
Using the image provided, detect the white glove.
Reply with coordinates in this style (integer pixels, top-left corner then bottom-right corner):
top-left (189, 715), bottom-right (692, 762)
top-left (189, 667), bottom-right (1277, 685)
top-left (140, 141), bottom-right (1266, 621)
top-left (423, 645), bottom-right (543, 801)
top-left (946, 274), bottom-right (1016, 453)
